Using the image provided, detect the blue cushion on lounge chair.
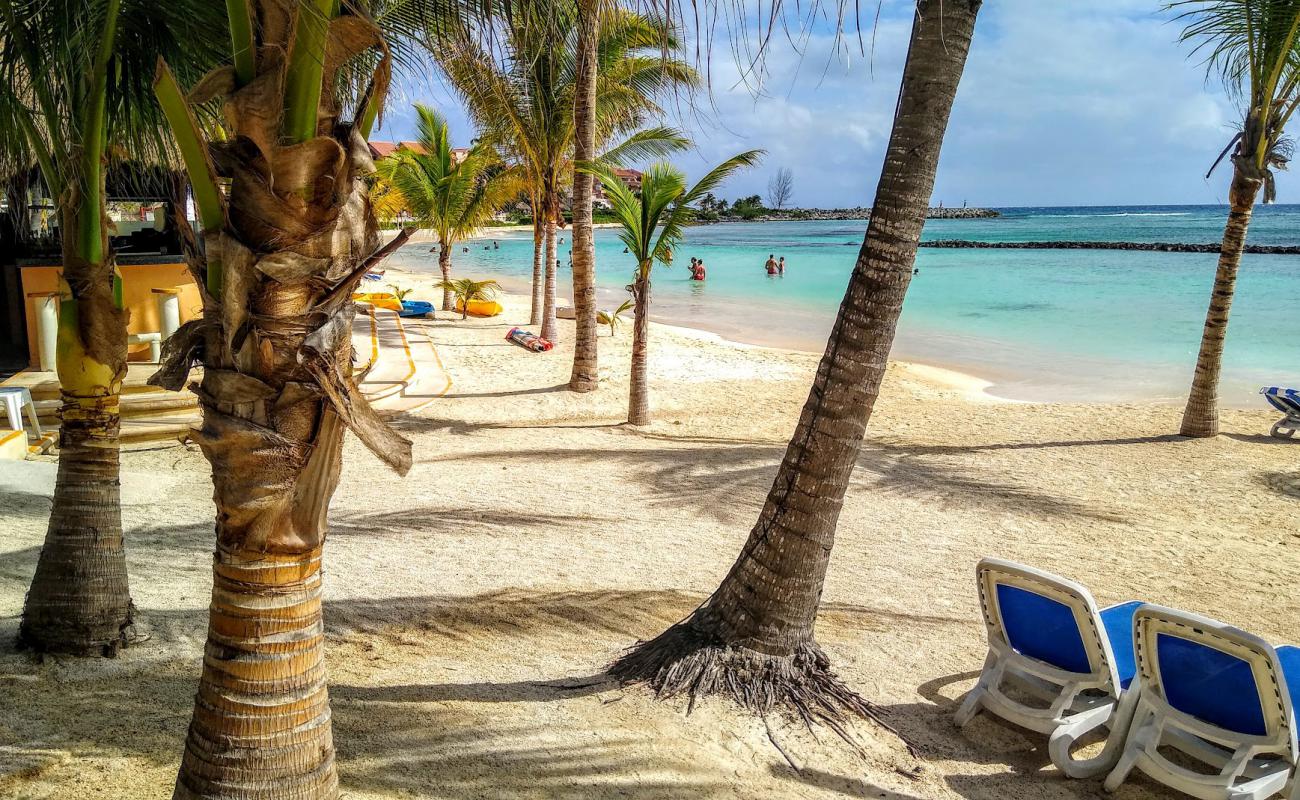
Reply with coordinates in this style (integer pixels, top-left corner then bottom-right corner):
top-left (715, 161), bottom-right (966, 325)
top-left (1275, 645), bottom-right (1300, 713)
top-left (996, 584), bottom-right (1091, 674)
top-left (1100, 601), bottom-right (1142, 688)
top-left (1156, 633), bottom-right (1267, 736)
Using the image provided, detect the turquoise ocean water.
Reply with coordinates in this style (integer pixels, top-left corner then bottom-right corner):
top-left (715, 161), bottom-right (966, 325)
top-left (389, 205), bottom-right (1300, 404)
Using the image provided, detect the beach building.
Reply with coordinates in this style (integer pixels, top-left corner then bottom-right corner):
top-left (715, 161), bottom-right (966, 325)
top-left (593, 167), bottom-right (643, 208)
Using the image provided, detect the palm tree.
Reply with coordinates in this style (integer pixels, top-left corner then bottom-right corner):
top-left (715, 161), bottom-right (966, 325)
top-left (1171, 0), bottom-right (1300, 437)
top-left (597, 297), bottom-right (633, 335)
top-left (1, 0), bottom-right (224, 655)
top-left (437, 276), bottom-right (502, 318)
top-left (377, 104), bottom-right (522, 311)
top-left (568, 0), bottom-right (602, 392)
top-left (436, 4), bottom-right (695, 343)
top-left (151, 0), bottom-right (455, 794)
top-left (588, 152), bottom-right (761, 425)
top-left (608, 0), bottom-right (981, 729)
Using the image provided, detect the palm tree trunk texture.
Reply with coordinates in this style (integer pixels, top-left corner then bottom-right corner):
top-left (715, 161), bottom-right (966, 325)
top-left (628, 274), bottom-right (651, 425)
top-left (20, 195), bottom-right (133, 657)
top-left (1179, 164), bottom-right (1263, 437)
top-left (531, 216), bottom-right (544, 325)
top-left (540, 211), bottom-right (559, 341)
top-left (439, 240), bottom-right (455, 311)
top-left (609, 0), bottom-right (981, 726)
top-left (153, 10), bottom-right (412, 796)
top-left (568, 0), bottom-right (599, 392)
top-left (19, 394), bottom-right (134, 656)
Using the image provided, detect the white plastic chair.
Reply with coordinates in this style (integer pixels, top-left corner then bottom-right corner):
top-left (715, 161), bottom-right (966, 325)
top-left (956, 558), bottom-right (1142, 778)
top-left (1103, 605), bottom-right (1300, 800)
top-left (0, 386), bottom-right (43, 438)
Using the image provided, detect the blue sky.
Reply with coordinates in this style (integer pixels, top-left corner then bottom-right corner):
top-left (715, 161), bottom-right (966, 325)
top-left (374, 0), bottom-right (1253, 208)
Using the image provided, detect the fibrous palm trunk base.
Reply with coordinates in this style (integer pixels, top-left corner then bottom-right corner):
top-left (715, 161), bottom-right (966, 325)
top-left (608, 614), bottom-right (892, 745)
top-left (19, 396), bottom-right (135, 657)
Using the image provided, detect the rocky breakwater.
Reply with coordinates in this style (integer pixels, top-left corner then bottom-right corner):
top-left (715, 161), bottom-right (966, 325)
top-left (739, 207), bottom-right (1001, 222)
top-left (921, 239), bottom-right (1300, 254)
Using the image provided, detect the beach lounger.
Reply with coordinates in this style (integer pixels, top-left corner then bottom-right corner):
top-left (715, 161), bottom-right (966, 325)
top-left (955, 558), bottom-right (1142, 778)
top-left (1103, 605), bottom-right (1300, 800)
top-left (1261, 387), bottom-right (1300, 439)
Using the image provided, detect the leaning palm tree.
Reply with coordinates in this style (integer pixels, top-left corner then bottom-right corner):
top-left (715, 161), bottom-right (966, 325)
top-left (587, 152), bottom-right (761, 425)
top-left (150, 0), bottom-right (461, 794)
top-left (1, 0), bottom-right (225, 656)
top-left (1171, 0), bottom-right (1300, 437)
top-left (608, 0), bottom-right (981, 730)
top-left (377, 104), bottom-right (522, 310)
top-left (436, 3), bottom-right (694, 343)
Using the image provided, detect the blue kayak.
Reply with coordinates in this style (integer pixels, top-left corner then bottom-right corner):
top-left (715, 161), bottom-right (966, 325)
top-left (399, 300), bottom-right (435, 318)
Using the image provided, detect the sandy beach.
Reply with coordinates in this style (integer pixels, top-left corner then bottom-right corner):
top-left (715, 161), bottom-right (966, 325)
top-left (2, 265), bottom-right (1297, 799)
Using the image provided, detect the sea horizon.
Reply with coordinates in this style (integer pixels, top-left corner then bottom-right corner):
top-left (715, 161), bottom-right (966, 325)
top-left (387, 203), bottom-right (1300, 407)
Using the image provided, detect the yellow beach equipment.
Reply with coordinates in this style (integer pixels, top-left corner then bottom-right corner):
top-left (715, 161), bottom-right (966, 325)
top-left (352, 292), bottom-right (403, 312)
top-left (456, 298), bottom-right (504, 317)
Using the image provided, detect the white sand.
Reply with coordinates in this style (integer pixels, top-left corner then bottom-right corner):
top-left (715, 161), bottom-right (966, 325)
top-left (2, 269), bottom-right (1297, 799)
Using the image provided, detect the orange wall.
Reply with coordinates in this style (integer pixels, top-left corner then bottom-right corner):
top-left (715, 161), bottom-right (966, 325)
top-left (19, 262), bottom-right (201, 367)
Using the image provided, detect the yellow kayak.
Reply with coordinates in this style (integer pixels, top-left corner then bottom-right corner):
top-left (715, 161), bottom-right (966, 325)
top-left (456, 298), bottom-right (504, 317)
top-left (353, 292), bottom-right (402, 312)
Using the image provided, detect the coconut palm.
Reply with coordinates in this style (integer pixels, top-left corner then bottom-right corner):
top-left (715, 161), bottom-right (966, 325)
top-left (436, 4), bottom-right (695, 344)
top-left (587, 152), bottom-right (761, 425)
top-left (0, 0), bottom-right (225, 656)
top-left (437, 276), bottom-right (502, 318)
top-left (150, 0), bottom-right (465, 794)
top-left (568, 0), bottom-right (602, 392)
top-left (377, 104), bottom-right (523, 310)
top-left (1171, 0), bottom-right (1300, 437)
top-left (608, 0), bottom-right (981, 728)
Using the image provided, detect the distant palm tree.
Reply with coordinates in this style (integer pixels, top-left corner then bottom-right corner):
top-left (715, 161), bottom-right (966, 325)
top-left (608, 0), bottom-right (981, 730)
top-left (1170, 0), bottom-right (1300, 436)
top-left (437, 276), bottom-right (502, 318)
top-left (587, 152), bottom-right (761, 425)
top-left (377, 104), bottom-right (522, 310)
top-left (437, 4), bottom-right (694, 343)
top-left (0, 0), bottom-right (225, 656)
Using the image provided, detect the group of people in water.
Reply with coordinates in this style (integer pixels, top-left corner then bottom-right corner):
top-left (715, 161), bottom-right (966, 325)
top-left (684, 253), bottom-right (785, 281)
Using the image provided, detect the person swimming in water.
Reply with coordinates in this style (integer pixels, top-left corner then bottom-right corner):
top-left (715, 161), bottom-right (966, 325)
top-left (764, 254), bottom-right (778, 275)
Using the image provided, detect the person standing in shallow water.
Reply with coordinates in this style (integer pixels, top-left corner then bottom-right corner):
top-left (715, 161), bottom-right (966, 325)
top-left (778, 256), bottom-right (785, 275)
top-left (764, 254), bottom-right (777, 275)
top-left (691, 259), bottom-right (706, 281)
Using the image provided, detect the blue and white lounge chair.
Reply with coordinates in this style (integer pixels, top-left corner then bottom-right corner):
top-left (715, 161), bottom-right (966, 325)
top-left (1261, 387), bottom-right (1300, 439)
top-left (1103, 605), bottom-right (1300, 800)
top-left (956, 558), bottom-right (1143, 778)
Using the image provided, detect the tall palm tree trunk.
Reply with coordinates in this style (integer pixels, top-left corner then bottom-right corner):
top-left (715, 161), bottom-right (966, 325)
top-left (531, 215), bottom-right (544, 325)
top-left (628, 272), bottom-right (651, 424)
top-left (609, 0), bottom-right (980, 724)
top-left (1179, 164), bottom-right (1263, 437)
top-left (541, 208), bottom-right (558, 341)
top-left (153, 7), bottom-right (412, 795)
top-left (568, 0), bottom-right (599, 391)
top-left (439, 239), bottom-right (455, 311)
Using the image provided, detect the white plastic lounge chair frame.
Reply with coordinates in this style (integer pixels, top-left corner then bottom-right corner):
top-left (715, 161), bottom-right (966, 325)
top-left (1103, 605), bottom-right (1298, 800)
top-left (956, 558), bottom-right (1134, 778)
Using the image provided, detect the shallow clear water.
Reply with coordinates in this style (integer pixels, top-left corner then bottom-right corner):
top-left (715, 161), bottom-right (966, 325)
top-left (388, 205), bottom-right (1300, 405)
